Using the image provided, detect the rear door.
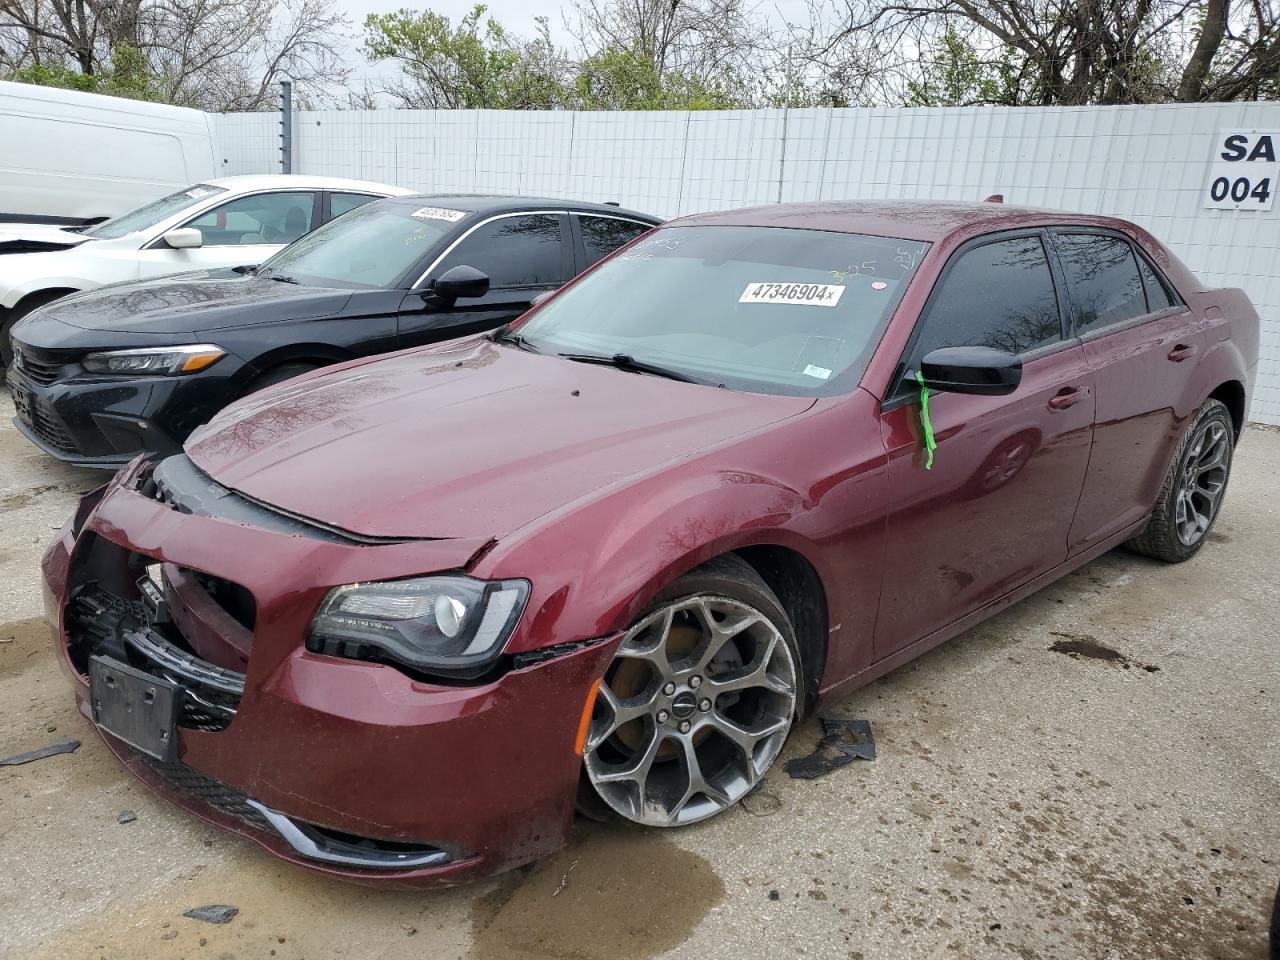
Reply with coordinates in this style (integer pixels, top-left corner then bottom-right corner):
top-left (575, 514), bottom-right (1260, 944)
top-left (571, 213), bottom-right (653, 272)
top-left (1051, 230), bottom-right (1206, 552)
top-left (397, 212), bottom-right (571, 347)
top-left (875, 232), bottom-right (1096, 659)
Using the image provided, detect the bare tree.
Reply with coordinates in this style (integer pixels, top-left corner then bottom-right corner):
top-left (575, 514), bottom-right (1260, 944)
top-left (567, 0), bottom-right (773, 85)
top-left (802, 0), bottom-right (1279, 105)
top-left (0, 0), bottom-right (350, 109)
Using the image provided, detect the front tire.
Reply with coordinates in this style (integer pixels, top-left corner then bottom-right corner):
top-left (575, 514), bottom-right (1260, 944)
top-left (1126, 398), bottom-right (1234, 563)
top-left (580, 555), bottom-right (801, 827)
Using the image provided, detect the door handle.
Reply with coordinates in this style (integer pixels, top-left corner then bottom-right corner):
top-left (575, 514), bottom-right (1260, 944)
top-left (1047, 386), bottom-right (1090, 411)
top-left (1167, 343), bottom-right (1198, 362)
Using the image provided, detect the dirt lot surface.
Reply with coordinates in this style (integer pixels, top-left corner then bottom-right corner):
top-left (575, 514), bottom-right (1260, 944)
top-left (1, 395), bottom-right (1276, 960)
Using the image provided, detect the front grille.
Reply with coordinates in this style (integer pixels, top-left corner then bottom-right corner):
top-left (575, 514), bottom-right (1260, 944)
top-left (14, 352), bottom-right (65, 386)
top-left (136, 753), bottom-right (270, 831)
top-left (11, 380), bottom-right (78, 453)
top-left (68, 587), bottom-right (244, 732)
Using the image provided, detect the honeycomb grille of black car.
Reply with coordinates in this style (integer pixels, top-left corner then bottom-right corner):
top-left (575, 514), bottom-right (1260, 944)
top-left (12, 385), bottom-right (77, 452)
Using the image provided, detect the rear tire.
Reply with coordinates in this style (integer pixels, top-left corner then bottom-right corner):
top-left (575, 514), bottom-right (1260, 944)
top-left (1125, 398), bottom-right (1234, 563)
top-left (578, 554), bottom-right (802, 827)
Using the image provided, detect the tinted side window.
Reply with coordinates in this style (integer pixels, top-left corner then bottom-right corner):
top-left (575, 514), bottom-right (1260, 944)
top-left (330, 192), bottom-right (379, 219)
top-left (187, 191), bottom-right (316, 247)
top-left (911, 236), bottom-right (1062, 367)
top-left (1136, 254), bottom-right (1174, 312)
top-left (1055, 234), bottom-right (1147, 334)
top-left (439, 215), bottom-right (564, 287)
top-left (580, 216), bottom-right (651, 268)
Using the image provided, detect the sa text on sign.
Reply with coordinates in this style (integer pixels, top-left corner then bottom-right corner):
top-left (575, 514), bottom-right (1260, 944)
top-left (1204, 131), bottom-right (1277, 211)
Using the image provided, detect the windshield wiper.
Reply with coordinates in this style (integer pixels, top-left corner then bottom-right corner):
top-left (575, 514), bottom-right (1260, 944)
top-left (488, 324), bottom-right (541, 354)
top-left (558, 352), bottom-right (699, 383)
top-left (264, 272), bottom-right (299, 284)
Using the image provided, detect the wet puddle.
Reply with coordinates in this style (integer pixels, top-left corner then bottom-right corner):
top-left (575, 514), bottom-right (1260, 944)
top-left (1048, 632), bottom-right (1159, 672)
top-left (470, 824), bottom-right (724, 960)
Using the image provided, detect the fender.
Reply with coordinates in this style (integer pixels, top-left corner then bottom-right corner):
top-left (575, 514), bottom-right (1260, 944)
top-left (1, 274), bottom-right (93, 310)
top-left (477, 393), bottom-right (890, 688)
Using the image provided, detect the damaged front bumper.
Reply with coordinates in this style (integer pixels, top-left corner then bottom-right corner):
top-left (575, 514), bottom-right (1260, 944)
top-left (42, 458), bottom-right (618, 886)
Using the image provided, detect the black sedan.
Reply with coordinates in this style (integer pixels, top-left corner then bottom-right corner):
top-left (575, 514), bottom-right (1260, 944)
top-left (7, 195), bottom-right (659, 468)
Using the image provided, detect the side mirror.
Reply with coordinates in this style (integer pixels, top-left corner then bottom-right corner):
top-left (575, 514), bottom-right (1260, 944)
top-left (163, 227), bottom-right (203, 250)
top-left (919, 346), bottom-right (1022, 396)
top-left (431, 264), bottom-right (489, 301)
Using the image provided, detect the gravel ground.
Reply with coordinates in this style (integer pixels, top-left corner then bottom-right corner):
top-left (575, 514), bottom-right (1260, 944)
top-left (0, 394), bottom-right (1276, 960)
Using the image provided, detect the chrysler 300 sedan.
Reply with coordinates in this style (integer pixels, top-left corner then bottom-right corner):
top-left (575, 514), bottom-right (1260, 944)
top-left (42, 200), bottom-right (1258, 885)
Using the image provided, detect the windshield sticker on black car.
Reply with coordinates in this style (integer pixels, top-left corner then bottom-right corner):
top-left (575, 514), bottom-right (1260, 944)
top-left (411, 206), bottom-right (467, 223)
top-left (739, 282), bottom-right (845, 307)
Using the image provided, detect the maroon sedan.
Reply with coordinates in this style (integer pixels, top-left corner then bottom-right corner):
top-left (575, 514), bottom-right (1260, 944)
top-left (42, 200), bottom-right (1259, 885)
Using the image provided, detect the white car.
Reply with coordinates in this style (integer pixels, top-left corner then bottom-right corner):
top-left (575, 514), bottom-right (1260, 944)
top-left (0, 175), bottom-right (413, 364)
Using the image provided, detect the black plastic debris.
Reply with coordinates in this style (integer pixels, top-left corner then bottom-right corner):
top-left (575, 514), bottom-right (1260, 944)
top-left (0, 740), bottom-right (80, 766)
top-left (118, 809), bottom-right (138, 824)
top-left (183, 905), bottom-right (239, 924)
top-left (784, 718), bottom-right (875, 780)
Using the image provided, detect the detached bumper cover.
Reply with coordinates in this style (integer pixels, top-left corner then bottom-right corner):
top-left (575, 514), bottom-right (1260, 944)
top-left (43, 461), bottom-right (618, 885)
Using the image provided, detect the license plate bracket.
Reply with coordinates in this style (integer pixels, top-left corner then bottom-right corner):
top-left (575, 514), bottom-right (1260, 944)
top-left (89, 656), bottom-right (179, 761)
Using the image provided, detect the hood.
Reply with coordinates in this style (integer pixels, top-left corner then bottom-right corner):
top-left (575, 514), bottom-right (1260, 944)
top-left (186, 340), bottom-right (814, 540)
top-left (0, 222), bottom-right (89, 254)
top-left (42, 272), bottom-right (353, 336)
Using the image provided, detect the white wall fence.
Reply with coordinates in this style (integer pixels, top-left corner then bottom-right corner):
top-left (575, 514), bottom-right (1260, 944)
top-left (213, 104), bottom-right (1280, 424)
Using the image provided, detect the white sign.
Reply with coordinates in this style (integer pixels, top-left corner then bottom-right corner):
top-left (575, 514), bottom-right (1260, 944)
top-left (739, 282), bottom-right (846, 307)
top-left (1204, 130), bottom-right (1277, 211)
top-left (411, 206), bottom-right (467, 222)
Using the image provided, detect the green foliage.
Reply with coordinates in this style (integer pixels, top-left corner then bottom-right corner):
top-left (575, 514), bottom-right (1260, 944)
top-left (5, 46), bottom-right (163, 102)
top-left (905, 27), bottom-right (1021, 107)
top-left (363, 4), bottom-right (569, 108)
top-left (572, 46), bottom-right (745, 110)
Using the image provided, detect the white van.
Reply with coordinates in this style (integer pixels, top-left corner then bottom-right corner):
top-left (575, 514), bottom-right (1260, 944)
top-left (0, 81), bottom-right (221, 225)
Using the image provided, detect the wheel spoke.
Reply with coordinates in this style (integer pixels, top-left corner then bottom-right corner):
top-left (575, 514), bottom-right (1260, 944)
top-left (704, 633), bottom-right (790, 696)
top-left (592, 727), bottom-right (663, 786)
top-left (708, 712), bottom-right (790, 773)
top-left (668, 734), bottom-right (730, 821)
top-left (688, 600), bottom-right (762, 672)
top-left (585, 683), bottom-right (656, 753)
top-left (618, 607), bottom-right (675, 678)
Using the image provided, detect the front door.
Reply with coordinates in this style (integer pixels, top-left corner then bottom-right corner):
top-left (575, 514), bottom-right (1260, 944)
top-left (1050, 231), bottom-right (1208, 552)
top-left (398, 212), bottom-right (571, 347)
top-left (874, 233), bottom-right (1096, 659)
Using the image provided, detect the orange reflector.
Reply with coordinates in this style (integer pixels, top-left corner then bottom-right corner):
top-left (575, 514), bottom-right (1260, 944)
top-left (180, 351), bottom-right (225, 373)
top-left (574, 678), bottom-right (603, 756)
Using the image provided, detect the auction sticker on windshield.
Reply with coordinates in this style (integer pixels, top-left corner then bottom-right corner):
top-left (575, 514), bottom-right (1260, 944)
top-left (740, 282), bottom-right (845, 307)
top-left (411, 207), bottom-right (468, 222)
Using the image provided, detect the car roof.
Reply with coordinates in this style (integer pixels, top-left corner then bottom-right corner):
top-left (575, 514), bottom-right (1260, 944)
top-left (382, 194), bottom-right (661, 222)
top-left (206, 174), bottom-right (416, 196)
top-left (667, 199), bottom-right (1122, 243)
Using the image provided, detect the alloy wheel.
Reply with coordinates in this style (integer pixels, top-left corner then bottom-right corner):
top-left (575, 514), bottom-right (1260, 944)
top-left (583, 595), bottom-right (797, 826)
top-left (1174, 418), bottom-right (1230, 546)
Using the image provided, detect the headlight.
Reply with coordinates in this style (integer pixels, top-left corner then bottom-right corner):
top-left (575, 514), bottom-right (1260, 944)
top-left (82, 344), bottom-right (225, 376)
top-left (307, 576), bottom-right (529, 679)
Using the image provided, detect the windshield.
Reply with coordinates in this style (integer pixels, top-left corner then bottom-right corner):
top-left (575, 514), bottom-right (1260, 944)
top-left (82, 184), bottom-right (227, 240)
top-left (257, 201), bottom-right (458, 288)
top-left (516, 225), bottom-right (929, 396)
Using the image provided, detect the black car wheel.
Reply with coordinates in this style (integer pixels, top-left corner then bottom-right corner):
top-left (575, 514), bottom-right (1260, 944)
top-left (1126, 398), bottom-right (1234, 563)
top-left (1, 291), bottom-right (73, 368)
top-left (242, 362), bottom-right (321, 396)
